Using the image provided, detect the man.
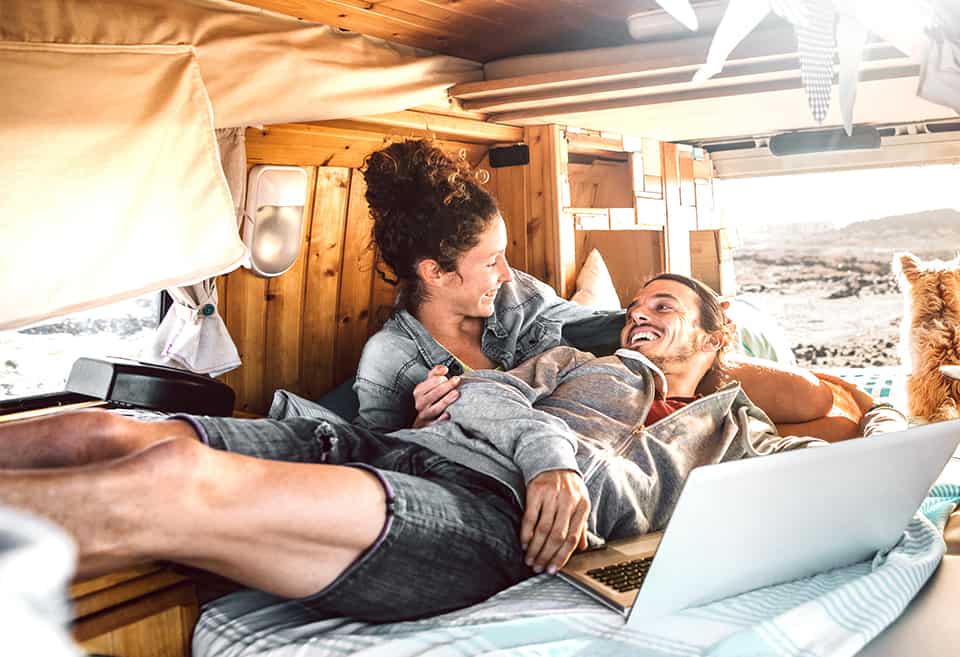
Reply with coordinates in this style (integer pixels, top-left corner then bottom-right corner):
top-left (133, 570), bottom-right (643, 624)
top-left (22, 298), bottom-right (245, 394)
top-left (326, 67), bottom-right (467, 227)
top-left (0, 274), bottom-right (902, 622)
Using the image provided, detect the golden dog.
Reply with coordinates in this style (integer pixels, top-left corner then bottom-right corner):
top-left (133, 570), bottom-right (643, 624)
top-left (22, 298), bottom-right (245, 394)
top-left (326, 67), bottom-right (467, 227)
top-left (894, 252), bottom-right (960, 421)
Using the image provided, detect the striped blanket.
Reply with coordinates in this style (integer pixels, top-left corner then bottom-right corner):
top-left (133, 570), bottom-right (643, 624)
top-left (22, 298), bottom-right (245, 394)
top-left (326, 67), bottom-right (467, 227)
top-left (195, 484), bottom-right (960, 657)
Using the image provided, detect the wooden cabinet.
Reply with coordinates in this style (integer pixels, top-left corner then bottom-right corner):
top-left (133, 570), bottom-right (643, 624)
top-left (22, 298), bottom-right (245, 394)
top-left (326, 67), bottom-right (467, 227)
top-left (72, 565), bottom-right (199, 657)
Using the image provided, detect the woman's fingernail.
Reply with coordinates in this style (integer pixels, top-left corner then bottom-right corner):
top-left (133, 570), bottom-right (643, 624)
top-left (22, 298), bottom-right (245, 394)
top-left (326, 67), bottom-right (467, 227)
top-left (547, 565), bottom-right (558, 575)
top-left (533, 564), bottom-right (544, 574)
top-left (525, 558), bottom-right (533, 566)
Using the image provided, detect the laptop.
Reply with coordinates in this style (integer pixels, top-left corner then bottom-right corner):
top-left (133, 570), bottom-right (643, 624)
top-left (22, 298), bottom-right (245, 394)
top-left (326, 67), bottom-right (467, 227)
top-left (560, 419), bottom-right (960, 628)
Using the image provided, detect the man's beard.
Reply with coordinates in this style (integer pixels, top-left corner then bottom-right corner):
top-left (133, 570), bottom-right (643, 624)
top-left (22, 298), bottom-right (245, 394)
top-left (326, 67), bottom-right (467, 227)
top-left (644, 337), bottom-right (699, 370)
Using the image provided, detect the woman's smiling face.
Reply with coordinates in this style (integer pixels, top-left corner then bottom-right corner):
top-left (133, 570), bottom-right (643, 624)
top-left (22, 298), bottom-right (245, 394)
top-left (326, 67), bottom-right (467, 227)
top-left (438, 215), bottom-right (513, 318)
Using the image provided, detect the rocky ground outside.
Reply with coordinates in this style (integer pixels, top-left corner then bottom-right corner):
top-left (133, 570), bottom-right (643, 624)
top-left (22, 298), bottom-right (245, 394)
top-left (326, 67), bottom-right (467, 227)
top-left (0, 296), bottom-right (159, 398)
top-left (732, 208), bottom-right (960, 369)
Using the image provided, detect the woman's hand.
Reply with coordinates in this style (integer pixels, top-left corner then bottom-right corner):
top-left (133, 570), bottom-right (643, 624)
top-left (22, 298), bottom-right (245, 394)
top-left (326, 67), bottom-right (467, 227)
top-left (412, 365), bottom-right (461, 428)
top-left (522, 469), bottom-right (590, 575)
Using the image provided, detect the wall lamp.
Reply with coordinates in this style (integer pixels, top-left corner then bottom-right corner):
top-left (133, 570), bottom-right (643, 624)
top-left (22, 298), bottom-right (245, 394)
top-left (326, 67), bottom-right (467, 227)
top-left (242, 165), bottom-right (308, 277)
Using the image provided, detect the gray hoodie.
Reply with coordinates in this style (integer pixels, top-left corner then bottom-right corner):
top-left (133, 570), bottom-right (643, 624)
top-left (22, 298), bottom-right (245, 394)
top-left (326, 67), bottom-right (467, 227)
top-left (389, 345), bottom-right (824, 541)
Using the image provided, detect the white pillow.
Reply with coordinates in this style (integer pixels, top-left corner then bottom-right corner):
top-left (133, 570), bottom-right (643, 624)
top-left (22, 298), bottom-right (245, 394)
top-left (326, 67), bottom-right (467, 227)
top-left (571, 248), bottom-right (621, 310)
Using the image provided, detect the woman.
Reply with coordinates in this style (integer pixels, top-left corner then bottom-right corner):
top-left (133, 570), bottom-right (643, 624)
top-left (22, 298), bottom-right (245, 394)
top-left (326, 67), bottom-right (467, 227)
top-left (355, 139), bottom-right (834, 433)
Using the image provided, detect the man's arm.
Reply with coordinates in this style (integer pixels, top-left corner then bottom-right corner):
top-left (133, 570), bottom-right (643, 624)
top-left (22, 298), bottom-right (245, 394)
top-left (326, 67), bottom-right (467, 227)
top-left (701, 355), bottom-right (834, 424)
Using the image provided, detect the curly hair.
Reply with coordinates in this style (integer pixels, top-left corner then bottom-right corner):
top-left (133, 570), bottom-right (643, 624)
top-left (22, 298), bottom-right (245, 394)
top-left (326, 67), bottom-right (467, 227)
top-left (363, 139), bottom-right (500, 312)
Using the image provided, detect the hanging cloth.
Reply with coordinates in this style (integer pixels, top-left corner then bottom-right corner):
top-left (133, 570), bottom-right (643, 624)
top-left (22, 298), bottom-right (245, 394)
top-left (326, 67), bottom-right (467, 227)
top-left (2, 0), bottom-right (481, 129)
top-left (797, 0), bottom-right (837, 123)
top-left (917, 0), bottom-right (960, 114)
top-left (142, 280), bottom-right (240, 377)
top-left (0, 42), bottom-right (245, 330)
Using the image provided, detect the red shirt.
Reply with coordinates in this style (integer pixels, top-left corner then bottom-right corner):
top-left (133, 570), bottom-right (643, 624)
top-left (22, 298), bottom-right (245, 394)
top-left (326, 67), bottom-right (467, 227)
top-left (644, 394), bottom-right (698, 425)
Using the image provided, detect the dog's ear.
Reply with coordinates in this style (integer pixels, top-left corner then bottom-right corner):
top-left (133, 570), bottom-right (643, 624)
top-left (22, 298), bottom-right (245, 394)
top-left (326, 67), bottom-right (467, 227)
top-left (893, 252), bottom-right (921, 283)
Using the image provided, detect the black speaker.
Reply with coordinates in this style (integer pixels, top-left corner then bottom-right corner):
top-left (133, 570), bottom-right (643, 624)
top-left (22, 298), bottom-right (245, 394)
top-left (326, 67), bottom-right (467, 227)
top-left (489, 144), bottom-right (530, 168)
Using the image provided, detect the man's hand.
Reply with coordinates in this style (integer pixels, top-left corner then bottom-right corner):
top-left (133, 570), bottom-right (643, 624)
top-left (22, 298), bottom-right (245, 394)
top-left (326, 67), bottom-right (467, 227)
top-left (412, 365), bottom-right (461, 428)
top-left (522, 469), bottom-right (590, 575)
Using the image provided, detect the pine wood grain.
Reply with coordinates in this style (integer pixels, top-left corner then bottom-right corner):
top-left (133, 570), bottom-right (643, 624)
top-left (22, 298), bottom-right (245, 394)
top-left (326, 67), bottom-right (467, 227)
top-left (301, 167), bottom-right (352, 399)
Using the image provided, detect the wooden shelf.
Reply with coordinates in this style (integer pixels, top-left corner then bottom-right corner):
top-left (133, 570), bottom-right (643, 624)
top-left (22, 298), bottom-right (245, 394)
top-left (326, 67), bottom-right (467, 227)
top-left (72, 564), bottom-right (199, 657)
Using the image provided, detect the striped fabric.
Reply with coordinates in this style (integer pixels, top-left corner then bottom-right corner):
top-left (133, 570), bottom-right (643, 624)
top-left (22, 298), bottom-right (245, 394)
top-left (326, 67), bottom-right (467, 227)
top-left (195, 484), bottom-right (960, 657)
top-left (796, 0), bottom-right (837, 122)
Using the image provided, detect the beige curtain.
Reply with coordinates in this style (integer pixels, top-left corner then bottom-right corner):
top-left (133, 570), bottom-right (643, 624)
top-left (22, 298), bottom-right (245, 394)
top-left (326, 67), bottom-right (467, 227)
top-left (2, 0), bottom-right (482, 128)
top-left (0, 42), bottom-right (246, 330)
top-left (140, 128), bottom-right (246, 377)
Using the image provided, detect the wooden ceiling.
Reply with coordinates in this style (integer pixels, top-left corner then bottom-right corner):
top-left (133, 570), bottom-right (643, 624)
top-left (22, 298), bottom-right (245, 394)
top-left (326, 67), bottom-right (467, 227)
top-left (234, 0), bottom-right (668, 61)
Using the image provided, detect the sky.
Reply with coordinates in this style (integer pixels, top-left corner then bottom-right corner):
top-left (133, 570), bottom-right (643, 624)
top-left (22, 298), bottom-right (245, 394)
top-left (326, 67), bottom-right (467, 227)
top-left (714, 163), bottom-right (960, 228)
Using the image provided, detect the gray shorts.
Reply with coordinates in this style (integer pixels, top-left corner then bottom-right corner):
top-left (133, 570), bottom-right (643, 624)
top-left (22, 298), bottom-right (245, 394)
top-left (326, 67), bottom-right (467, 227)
top-left (188, 414), bottom-right (531, 622)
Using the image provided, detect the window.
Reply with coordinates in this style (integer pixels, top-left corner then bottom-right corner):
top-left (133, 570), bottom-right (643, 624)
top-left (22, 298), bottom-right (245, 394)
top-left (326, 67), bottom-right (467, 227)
top-left (0, 293), bottom-right (162, 399)
top-left (715, 163), bottom-right (960, 370)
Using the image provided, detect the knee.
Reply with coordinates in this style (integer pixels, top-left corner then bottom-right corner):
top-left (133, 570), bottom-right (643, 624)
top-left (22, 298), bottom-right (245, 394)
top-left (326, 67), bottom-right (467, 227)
top-left (126, 435), bottom-right (213, 505)
top-left (76, 410), bottom-right (156, 462)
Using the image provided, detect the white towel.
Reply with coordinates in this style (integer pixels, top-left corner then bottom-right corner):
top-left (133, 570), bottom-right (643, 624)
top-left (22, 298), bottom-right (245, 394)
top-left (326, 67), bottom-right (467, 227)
top-left (0, 507), bottom-right (79, 657)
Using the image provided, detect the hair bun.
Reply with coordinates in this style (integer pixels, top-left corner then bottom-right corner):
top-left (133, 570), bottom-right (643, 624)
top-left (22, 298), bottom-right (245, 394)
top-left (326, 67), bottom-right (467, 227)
top-left (362, 139), bottom-right (500, 311)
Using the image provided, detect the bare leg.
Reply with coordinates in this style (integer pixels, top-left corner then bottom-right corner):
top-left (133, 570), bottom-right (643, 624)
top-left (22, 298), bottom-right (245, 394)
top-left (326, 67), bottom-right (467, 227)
top-left (0, 409), bottom-right (194, 468)
top-left (0, 436), bottom-right (387, 598)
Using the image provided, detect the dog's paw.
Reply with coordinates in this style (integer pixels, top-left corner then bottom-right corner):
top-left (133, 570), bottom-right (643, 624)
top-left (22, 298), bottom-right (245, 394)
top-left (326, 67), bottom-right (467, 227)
top-left (940, 365), bottom-right (960, 380)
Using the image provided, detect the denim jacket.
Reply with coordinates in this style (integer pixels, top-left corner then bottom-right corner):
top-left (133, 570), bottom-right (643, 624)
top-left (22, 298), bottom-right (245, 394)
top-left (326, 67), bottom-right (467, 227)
top-left (354, 268), bottom-right (624, 432)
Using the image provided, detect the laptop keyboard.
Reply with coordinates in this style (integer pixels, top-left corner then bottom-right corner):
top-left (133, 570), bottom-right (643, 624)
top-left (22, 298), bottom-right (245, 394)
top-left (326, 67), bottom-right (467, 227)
top-left (586, 557), bottom-right (653, 593)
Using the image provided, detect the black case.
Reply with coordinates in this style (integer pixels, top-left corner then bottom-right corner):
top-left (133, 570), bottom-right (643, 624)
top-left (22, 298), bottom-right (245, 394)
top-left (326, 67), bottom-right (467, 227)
top-left (65, 357), bottom-right (235, 416)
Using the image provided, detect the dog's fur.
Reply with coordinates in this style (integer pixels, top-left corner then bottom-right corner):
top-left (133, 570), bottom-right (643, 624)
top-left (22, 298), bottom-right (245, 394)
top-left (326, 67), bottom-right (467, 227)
top-left (894, 252), bottom-right (960, 421)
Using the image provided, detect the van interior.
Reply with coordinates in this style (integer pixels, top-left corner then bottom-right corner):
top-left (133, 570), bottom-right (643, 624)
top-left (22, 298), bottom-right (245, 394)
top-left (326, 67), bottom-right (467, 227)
top-left (1, 1), bottom-right (959, 656)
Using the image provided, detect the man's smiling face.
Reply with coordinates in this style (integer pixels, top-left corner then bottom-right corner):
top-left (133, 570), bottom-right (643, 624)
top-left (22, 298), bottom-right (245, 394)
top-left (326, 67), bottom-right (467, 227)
top-left (620, 279), bottom-right (708, 367)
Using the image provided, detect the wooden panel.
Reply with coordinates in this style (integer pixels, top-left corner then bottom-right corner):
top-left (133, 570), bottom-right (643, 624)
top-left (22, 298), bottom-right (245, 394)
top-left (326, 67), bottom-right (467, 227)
top-left (678, 148), bottom-right (696, 207)
top-left (221, 267), bottom-right (269, 414)
top-left (660, 141), bottom-right (692, 276)
top-left (642, 175), bottom-right (663, 196)
top-left (695, 180), bottom-right (716, 229)
top-left (609, 207), bottom-right (637, 230)
top-left (73, 581), bottom-right (197, 643)
top-left (575, 230), bottom-right (664, 305)
top-left (78, 605), bottom-right (190, 657)
top-left (690, 229), bottom-right (736, 296)
top-left (301, 167), bottom-right (352, 399)
top-left (693, 153), bottom-right (714, 181)
top-left (326, 110), bottom-right (523, 144)
top-left (74, 570), bottom-right (188, 618)
top-left (232, 0), bottom-right (642, 60)
top-left (570, 209), bottom-right (610, 231)
top-left (71, 565), bottom-right (165, 599)
top-left (334, 172), bottom-right (376, 384)
top-left (567, 161), bottom-right (633, 208)
top-left (523, 125), bottom-right (571, 294)
top-left (246, 124), bottom-right (489, 170)
top-left (629, 151), bottom-right (643, 196)
top-left (635, 196), bottom-right (667, 228)
top-left (485, 153), bottom-right (529, 271)
top-left (263, 166), bottom-right (318, 398)
top-left (642, 138), bottom-right (662, 180)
